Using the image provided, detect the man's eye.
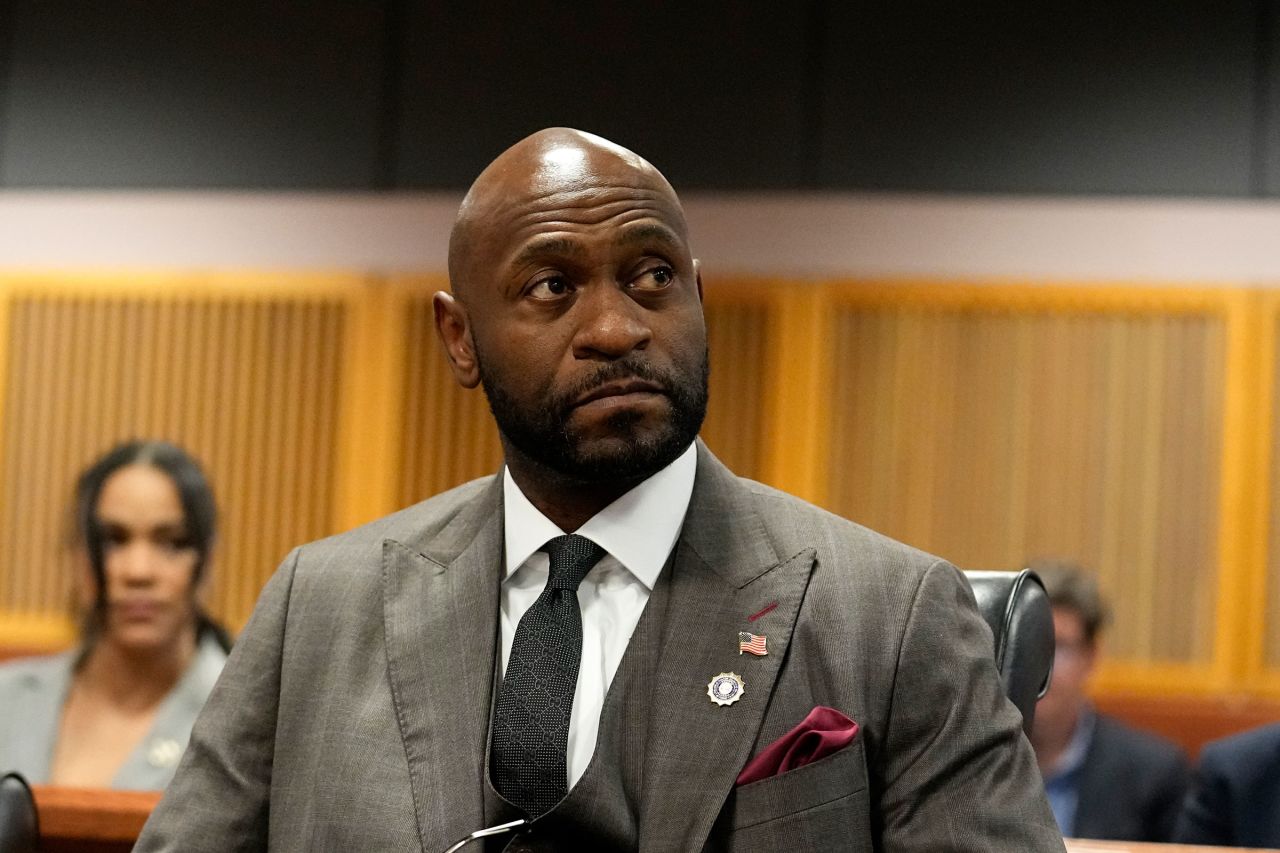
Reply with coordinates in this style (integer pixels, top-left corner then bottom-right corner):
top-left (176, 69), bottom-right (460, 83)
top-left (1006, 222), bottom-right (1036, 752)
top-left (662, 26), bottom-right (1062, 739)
top-left (528, 277), bottom-right (573, 299)
top-left (633, 266), bottom-right (675, 290)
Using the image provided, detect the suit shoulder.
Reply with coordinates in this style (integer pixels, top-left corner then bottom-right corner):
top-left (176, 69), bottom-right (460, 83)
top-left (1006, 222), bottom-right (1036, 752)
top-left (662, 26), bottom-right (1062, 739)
top-left (1199, 723), bottom-right (1280, 776)
top-left (738, 476), bottom-right (946, 574)
top-left (0, 652), bottom-right (70, 693)
top-left (293, 475), bottom-right (495, 562)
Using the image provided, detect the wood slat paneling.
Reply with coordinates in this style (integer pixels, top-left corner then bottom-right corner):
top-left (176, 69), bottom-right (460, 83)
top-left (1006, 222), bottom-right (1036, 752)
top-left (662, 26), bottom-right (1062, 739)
top-left (828, 305), bottom-right (1224, 664)
top-left (0, 293), bottom-right (347, 640)
top-left (1, 275), bottom-right (1272, 698)
top-left (701, 300), bottom-right (770, 482)
top-left (398, 293), bottom-right (502, 505)
top-left (1266, 309), bottom-right (1280, 669)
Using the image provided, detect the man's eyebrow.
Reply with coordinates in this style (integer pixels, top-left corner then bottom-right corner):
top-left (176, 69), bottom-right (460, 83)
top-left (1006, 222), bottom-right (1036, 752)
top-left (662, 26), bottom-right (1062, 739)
top-left (617, 222), bottom-right (682, 249)
top-left (513, 236), bottom-right (586, 267)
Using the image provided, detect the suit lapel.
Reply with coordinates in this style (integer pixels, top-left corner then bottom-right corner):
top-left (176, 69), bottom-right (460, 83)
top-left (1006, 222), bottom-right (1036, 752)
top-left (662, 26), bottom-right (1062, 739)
top-left (382, 476), bottom-right (504, 853)
top-left (639, 447), bottom-right (817, 851)
top-left (1262, 735), bottom-right (1280, 842)
top-left (1071, 716), bottom-right (1108, 838)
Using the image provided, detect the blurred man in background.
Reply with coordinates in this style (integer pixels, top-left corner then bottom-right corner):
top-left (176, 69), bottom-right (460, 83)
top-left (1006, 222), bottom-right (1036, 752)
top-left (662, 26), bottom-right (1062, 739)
top-left (1174, 722), bottom-right (1280, 846)
top-left (1030, 560), bottom-right (1189, 842)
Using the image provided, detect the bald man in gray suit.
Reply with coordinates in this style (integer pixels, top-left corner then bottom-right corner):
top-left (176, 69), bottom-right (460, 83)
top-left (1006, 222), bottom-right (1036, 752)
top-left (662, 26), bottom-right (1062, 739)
top-left (136, 129), bottom-right (1063, 852)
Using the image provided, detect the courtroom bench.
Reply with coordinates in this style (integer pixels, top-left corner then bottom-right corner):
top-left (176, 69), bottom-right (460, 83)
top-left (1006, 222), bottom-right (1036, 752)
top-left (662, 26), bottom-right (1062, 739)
top-left (18, 784), bottom-right (1280, 852)
top-left (1067, 840), bottom-right (1280, 852)
top-left (31, 785), bottom-right (160, 853)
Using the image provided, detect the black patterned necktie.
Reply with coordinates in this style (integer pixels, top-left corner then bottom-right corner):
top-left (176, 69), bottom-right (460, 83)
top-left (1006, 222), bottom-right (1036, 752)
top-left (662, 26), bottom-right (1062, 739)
top-left (491, 534), bottom-right (606, 818)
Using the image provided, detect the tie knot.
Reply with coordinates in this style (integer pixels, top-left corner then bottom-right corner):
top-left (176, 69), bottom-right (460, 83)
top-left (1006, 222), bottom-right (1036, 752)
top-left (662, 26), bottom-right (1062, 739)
top-left (542, 534), bottom-right (606, 591)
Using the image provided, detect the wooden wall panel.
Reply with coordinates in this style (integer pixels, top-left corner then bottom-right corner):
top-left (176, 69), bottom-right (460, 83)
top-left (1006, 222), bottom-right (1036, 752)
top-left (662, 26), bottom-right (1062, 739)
top-left (398, 293), bottom-right (502, 505)
top-left (827, 304), bottom-right (1224, 665)
top-left (1267, 309), bottom-right (1280, 670)
top-left (700, 300), bottom-right (770, 482)
top-left (0, 291), bottom-right (347, 643)
top-left (1, 274), bottom-right (1274, 700)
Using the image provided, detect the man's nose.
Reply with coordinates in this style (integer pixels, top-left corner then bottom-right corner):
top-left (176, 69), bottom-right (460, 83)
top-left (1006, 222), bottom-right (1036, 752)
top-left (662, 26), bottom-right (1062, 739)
top-left (571, 284), bottom-right (652, 360)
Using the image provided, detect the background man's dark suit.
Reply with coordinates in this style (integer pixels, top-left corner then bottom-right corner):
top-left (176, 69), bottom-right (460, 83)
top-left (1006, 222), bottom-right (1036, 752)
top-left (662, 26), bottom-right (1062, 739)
top-left (1073, 714), bottom-right (1188, 841)
top-left (1173, 722), bottom-right (1280, 847)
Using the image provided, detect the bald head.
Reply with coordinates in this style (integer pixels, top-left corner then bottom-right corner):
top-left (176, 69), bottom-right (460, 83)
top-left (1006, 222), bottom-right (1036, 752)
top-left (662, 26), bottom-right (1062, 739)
top-left (448, 128), bottom-right (688, 300)
top-left (431, 127), bottom-right (708, 510)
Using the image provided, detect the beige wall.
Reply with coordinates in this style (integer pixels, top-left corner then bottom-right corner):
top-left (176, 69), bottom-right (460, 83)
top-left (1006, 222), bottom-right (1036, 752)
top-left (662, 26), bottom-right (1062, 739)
top-left (4, 193), bottom-right (1280, 282)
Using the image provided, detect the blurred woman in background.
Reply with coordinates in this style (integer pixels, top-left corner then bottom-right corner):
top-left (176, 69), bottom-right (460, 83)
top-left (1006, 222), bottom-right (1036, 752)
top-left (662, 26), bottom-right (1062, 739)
top-left (0, 440), bottom-right (229, 789)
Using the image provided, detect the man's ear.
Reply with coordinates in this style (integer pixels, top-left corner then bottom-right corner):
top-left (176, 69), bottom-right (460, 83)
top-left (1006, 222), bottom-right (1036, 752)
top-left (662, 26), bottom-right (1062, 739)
top-left (693, 258), bottom-right (703, 303)
top-left (433, 291), bottom-right (481, 389)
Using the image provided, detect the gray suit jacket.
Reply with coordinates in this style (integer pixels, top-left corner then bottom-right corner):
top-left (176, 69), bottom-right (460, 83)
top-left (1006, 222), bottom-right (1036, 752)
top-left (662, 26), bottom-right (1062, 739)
top-left (137, 445), bottom-right (1063, 851)
top-left (0, 633), bottom-right (226, 790)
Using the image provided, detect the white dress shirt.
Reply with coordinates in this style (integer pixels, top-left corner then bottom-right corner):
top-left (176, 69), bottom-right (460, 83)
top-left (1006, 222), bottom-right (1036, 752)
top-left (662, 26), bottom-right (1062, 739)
top-left (500, 443), bottom-right (697, 787)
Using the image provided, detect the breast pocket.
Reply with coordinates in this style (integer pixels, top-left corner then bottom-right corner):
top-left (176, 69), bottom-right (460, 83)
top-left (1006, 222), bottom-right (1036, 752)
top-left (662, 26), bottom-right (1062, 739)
top-left (712, 736), bottom-right (872, 853)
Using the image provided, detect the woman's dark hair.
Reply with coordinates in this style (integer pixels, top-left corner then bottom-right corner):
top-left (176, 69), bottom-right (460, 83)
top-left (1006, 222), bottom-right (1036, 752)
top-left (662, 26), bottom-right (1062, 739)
top-left (73, 439), bottom-right (232, 653)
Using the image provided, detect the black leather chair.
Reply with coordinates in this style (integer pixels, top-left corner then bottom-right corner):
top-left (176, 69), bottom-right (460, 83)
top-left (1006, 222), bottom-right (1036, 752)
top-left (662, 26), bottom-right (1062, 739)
top-left (0, 772), bottom-right (37, 853)
top-left (961, 569), bottom-right (1054, 735)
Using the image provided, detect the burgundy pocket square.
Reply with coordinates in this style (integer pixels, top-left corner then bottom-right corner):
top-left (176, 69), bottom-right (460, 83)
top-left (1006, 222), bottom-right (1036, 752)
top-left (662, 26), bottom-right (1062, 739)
top-left (736, 705), bottom-right (859, 786)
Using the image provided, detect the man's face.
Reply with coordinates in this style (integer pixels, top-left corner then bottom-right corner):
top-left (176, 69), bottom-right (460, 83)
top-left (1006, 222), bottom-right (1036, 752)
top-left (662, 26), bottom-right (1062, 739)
top-left (451, 143), bottom-right (709, 483)
top-left (1036, 607), bottom-right (1097, 730)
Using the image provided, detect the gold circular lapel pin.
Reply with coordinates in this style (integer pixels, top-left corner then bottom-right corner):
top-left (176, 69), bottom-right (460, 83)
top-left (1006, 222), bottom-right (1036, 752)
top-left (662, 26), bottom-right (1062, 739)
top-left (707, 672), bottom-right (745, 706)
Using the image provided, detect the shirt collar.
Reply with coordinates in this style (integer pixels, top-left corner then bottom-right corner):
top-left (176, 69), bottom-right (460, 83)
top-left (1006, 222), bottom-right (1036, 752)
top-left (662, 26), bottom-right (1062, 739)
top-left (1044, 704), bottom-right (1097, 784)
top-left (502, 442), bottom-right (697, 590)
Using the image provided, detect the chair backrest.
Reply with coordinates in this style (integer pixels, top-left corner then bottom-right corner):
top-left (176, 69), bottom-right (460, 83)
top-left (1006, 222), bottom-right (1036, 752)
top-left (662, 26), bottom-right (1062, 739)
top-left (0, 772), bottom-right (37, 853)
top-left (961, 569), bottom-right (1054, 735)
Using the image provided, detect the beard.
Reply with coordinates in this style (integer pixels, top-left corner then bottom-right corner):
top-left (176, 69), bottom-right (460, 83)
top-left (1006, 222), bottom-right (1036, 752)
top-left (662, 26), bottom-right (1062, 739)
top-left (476, 347), bottom-right (709, 484)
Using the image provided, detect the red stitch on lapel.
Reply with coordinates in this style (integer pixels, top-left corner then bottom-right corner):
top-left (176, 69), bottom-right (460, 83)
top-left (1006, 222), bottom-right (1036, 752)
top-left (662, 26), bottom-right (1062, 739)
top-left (748, 602), bottom-right (778, 622)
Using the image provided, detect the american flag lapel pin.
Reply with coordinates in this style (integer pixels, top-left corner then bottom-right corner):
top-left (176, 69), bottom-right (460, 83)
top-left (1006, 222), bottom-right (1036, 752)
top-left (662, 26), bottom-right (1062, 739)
top-left (738, 631), bottom-right (767, 656)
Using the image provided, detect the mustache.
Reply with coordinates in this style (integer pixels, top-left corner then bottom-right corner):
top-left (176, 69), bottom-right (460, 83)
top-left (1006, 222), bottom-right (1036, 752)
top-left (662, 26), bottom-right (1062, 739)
top-left (554, 358), bottom-right (675, 410)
